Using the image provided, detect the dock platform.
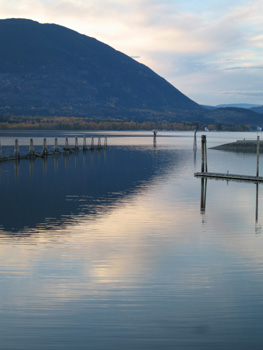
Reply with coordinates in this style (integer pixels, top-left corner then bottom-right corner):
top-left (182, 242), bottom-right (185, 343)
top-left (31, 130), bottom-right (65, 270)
top-left (194, 172), bottom-right (263, 183)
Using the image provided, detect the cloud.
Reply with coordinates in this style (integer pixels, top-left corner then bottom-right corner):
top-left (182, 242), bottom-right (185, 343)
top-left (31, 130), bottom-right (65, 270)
top-left (225, 66), bottom-right (263, 70)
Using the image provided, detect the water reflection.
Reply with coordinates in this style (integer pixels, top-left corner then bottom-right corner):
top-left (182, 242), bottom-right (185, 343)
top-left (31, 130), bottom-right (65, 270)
top-left (199, 177), bottom-right (262, 233)
top-left (0, 147), bottom-right (177, 233)
top-left (200, 178), bottom-right (207, 213)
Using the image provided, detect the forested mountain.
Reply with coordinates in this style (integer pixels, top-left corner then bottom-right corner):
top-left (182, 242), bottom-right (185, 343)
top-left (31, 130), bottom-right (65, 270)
top-left (0, 18), bottom-right (201, 119)
top-left (0, 18), bottom-right (262, 128)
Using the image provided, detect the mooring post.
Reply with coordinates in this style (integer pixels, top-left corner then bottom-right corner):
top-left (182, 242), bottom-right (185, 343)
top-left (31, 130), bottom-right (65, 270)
top-left (14, 139), bottom-right (20, 159)
top-left (65, 137), bottom-right (69, 151)
top-left (0, 141), bottom-right (2, 158)
top-left (98, 137), bottom-right (101, 149)
top-left (29, 138), bottom-right (34, 156)
top-left (42, 138), bottom-right (48, 156)
top-left (256, 136), bottom-right (260, 177)
top-left (201, 135), bottom-right (206, 172)
top-left (204, 136), bottom-right (208, 172)
top-left (54, 137), bottom-right (59, 153)
top-left (104, 136), bottom-right (107, 148)
top-left (74, 137), bottom-right (79, 151)
top-left (91, 137), bottom-right (94, 151)
top-left (83, 137), bottom-right (87, 151)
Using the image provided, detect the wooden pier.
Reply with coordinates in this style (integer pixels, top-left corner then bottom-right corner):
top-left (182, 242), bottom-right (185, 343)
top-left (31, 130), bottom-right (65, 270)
top-left (0, 136), bottom-right (108, 163)
top-left (195, 135), bottom-right (263, 183)
top-left (195, 171), bottom-right (263, 183)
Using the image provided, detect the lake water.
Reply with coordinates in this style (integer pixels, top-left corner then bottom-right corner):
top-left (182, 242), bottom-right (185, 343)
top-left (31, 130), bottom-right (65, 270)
top-left (0, 130), bottom-right (263, 350)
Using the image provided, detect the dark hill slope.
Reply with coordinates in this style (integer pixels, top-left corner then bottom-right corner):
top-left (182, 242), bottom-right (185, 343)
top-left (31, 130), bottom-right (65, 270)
top-left (251, 106), bottom-right (263, 114)
top-left (202, 107), bottom-right (263, 126)
top-left (0, 18), bottom-right (201, 118)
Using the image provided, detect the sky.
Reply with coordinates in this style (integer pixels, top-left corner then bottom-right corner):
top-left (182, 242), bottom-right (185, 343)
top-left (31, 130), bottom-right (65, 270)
top-left (0, 0), bottom-right (263, 106)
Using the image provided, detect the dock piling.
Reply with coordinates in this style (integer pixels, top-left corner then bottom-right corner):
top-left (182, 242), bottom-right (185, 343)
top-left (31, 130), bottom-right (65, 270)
top-left (256, 136), bottom-right (260, 177)
top-left (83, 137), bottom-right (87, 151)
top-left (14, 139), bottom-right (20, 158)
top-left (74, 137), bottom-right (79, 151)
top-left (54, 138), bottom-right (59, 153)
top-left (42, 138), bottom-right (48, 156)
top-left (29, 138), bottom-right (35, 156)
top-left (91, 137), bottom-right (94, 150)
top-left (65, 137), bottom-right (69, 151)
top-left (201, 135), bottom-right (208, 172)
top-left (97, 137), bottom-right (101, 150)
top-left (1, 135), bottom-right (110, 163)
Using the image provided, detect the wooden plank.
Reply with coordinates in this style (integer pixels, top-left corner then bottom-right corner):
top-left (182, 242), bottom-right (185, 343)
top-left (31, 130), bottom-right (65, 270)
top-left (194, 172), bottom-right (263, 182)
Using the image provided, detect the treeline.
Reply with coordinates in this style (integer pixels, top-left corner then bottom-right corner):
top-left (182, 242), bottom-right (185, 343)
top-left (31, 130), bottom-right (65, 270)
top-left (0, 115), bottom-right (252, 131)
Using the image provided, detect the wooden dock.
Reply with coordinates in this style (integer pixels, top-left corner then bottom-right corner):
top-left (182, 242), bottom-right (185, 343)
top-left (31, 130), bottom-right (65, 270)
top-left (195, 172), bottom-right (263, 183)
top-left (195, 134), bottom-right (263, 183)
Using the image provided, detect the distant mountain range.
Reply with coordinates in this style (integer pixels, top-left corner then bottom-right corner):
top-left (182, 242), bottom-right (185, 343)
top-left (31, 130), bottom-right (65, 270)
top-left (216, 103), bottom-right (261, 109)
top-left (0, 18), bottom-right (262, 127)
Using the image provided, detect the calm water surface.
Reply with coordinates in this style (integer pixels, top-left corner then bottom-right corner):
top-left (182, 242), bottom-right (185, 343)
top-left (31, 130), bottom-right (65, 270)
top-left (0, 131), bottom-right (263, 349)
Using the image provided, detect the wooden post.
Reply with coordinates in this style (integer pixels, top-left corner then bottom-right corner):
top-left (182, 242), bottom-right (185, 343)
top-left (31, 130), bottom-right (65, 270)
top-left (104, 136), bottom-right (107, 148)
top-left (65, 137), bottom-right (69, 151)
top-left (91, 137), bottom-right (94, 151)
top-left (97, 137), bottom-right (101, 149)
top-left (74, 137), bottom-right (79, 151)
top-left (204, 136), bottom-right (208, 172)
top-left (0, 141), bottom-right (2, 158)
top-left (83, 137), bottom-right (87, 151)
top-left (29, 138), bottom-right (34, 156)
top-left (201, 135), bottom-right (208, 173)
top-left (54, 137), bottom-right (59, 153)
top-left (256, 136), bottom-right (260, 177)
top-left (201, 135), bottom-right (205, 172)
top-left (14, 139), bottom-right (20, 158)
top-left (42, 138), bottom-right (48, 156)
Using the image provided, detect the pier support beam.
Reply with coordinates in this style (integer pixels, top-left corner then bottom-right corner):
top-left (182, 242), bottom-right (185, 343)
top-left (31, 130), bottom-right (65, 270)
top-left (29, 138), bottom-right (35, 156)
top-left (91, 137), bottom-right (94, 151)
top-left (83, 137), bottom-right (87, 151)
top-left (14, 139), bottom-right (20, 159)
top-left (0, 141), bottom-right (2, 159)
top-left (256, 136), bottom-right (260, 177)
top-left (104, 136), bottom-right (107, 148)
top-left (54, 138), bottom-right (59, 153)
top-left (97, 137), bottom-right (101, 150)
top-left (201, 135), bottom-right (208, 173)
top-left (64, 137), bottom-right (69, 151)
top-left (42, 138), bottom-right (48, 156)
top-left (74, 137), bottom-right (79, 151)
